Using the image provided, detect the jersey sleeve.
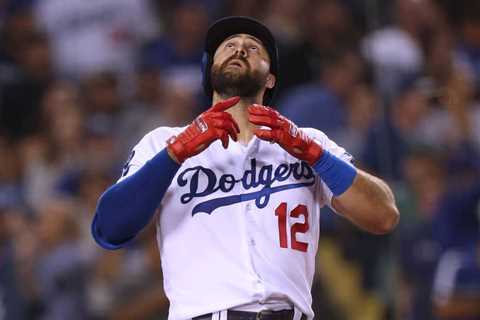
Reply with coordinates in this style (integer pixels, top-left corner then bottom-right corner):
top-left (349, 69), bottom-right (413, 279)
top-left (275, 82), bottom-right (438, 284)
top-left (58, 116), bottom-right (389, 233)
top-left (303, 128), bottom-right (354, 208)
top-left (118, 126), bottom-right (183, 182)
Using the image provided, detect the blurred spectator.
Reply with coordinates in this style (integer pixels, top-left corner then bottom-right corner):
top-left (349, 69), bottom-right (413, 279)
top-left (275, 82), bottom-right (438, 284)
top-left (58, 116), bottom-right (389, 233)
top-left (157, 75), bottom-right (198, 126)
top-left (362, 0), bottom-right (447, 99)
top-left (362, 77), bottom-right (433, 179)
top-left (81, 71), bottom-right (126, 172)
top-left (21, 82), bottom-right (85, 210)
top-left (0, 8), bottom-right (53, 140)
top-left (363, 27), bottom-right (480, 180)
top-left (74, 171), bottom-right (113, 276)
top-left (83, 71), bottom-right (123, 117)
top-left (431, 173), bottom-right (480, 252)
top-left (279, 49), bottom-right (364, 141)
top-left (263, 0), bottom-right (307, 46)
top-left (419, 30), bottom-right (480, 153)
top-left (223, 0), bottom-right (267, 18)
top-left (0, 136), bottom-right (23, 209)
top-left (305, 0), bottom-right (359, 58)
top-left (119, 68), bottom-right (199, 155)
top-left (34, 0), bottom-right (158, 80)
top-left (0, 208), bottom-right (29, 319)
top-left (433, 242), bottom-right (480, 319)
top-left (119, 67), bottom-right (164, 150)
top-left (1, 206), bottom-right (41, 319)
top-left (86, 249), bottom-right (124, 319)
top-left (0, 1), bottom-right (37, 65)
top-left (337, 83), bottom-right (379, 158)
top-left (455, 2), bottom-right (480, 96)
top-left (107, 228), bottom-right (169, 320)
top-left (41, 81), bottom-right (85, 165)
top-left (395, 149), bottom-right (447, 320)
top-left (140, 2), bottom-right (208, 94)
top-left (83, 120), bottom-right (120, 178)
top-left (276, 0), bottom-right (358, 94)
top-left (86, 225), bottom-right (168, 320)
top-left (34, 197), bottom-right (88, 320)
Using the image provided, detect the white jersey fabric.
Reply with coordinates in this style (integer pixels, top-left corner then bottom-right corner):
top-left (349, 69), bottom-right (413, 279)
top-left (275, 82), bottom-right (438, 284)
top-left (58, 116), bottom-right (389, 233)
top-left (120, 126), bottom-right (353, 320)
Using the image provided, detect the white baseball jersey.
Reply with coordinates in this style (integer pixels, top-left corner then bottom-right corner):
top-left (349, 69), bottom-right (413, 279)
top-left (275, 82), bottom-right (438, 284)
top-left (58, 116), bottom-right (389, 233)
top-left (120, 126), bottom-right (352, 320)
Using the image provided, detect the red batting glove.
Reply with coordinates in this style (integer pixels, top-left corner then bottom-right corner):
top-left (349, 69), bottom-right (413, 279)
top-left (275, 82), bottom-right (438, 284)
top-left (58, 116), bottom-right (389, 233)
top-left (167, 97), bottom-right (240, 163)
top-left (248, 104), bottom-right (323, 166)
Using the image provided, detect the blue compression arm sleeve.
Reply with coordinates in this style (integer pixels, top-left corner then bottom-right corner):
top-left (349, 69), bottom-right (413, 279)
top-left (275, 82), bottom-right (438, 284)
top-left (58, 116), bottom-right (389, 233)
top-left (92, 148), bottom-right (180, 249)
top-left (312, 150), bottom-right (357, 196)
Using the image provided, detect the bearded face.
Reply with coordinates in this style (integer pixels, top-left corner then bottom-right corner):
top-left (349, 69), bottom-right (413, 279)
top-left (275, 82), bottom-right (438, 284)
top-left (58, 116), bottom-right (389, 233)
top-left (210, 54), bottom-right (269, 98)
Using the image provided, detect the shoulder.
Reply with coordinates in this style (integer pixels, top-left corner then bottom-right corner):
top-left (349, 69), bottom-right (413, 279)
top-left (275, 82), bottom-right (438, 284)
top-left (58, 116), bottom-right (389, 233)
top-left (143, 126), bottom-right (186, 140)
top-left (302, 127), bottom-right (353, 162)
top-left (301, 127), bottom-right (330, 144)
top-left (134, 125), bottom-right (186, 153)
top-left (119, 125), bottom-right (186, 180)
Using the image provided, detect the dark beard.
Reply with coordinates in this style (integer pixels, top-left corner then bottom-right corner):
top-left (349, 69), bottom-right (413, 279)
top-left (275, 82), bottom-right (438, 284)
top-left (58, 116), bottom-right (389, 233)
top-left (210, 56), bottom-right (268, 98)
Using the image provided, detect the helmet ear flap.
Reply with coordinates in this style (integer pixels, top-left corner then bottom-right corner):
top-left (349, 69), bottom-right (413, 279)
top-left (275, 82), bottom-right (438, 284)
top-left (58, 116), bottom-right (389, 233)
top-left (201, 52), bottom-right (213, 101)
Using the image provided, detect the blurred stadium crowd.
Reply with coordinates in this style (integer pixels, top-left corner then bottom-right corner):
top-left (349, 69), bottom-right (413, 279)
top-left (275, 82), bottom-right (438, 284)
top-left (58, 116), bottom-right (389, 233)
top-left (0, 0), bottom-right (480, 319)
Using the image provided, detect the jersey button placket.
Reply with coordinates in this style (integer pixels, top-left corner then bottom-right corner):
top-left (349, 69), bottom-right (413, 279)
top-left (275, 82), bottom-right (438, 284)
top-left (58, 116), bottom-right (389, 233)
top-left (243, 141), bottom-right (264, 293)
top-left (246, 201), bottom-right (256, 246)
top-left (244, 145), bottom-right (255, 247)
top-left (244, 145), bottom-right (259, 248)
top-left (245, 142), bottom-right (262, 237)
top-left (250, 141), bottom-right (269, 302)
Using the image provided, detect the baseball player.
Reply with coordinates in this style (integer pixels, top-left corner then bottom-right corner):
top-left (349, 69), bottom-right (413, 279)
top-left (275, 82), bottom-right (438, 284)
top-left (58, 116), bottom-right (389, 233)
top-left (92, 16), bottom-right (399, 320)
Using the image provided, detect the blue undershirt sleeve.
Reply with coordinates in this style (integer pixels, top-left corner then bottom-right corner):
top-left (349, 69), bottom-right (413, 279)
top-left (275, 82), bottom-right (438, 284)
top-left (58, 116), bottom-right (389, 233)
top-left (91, 148), bottom-right (180, 250)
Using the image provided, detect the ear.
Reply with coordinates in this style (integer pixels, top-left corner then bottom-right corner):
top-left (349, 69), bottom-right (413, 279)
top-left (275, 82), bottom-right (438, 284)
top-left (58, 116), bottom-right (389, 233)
top-left (266, 74), bottom-right (276, 89)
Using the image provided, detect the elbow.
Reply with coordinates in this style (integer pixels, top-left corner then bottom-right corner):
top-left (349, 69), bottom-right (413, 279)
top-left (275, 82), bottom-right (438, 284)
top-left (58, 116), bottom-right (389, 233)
top-left (91, 199), bottom-right (133, 250)
top-left (91, 213), bottom-right (132, 250)
top-left (375, 205), bottom-right (400, 235)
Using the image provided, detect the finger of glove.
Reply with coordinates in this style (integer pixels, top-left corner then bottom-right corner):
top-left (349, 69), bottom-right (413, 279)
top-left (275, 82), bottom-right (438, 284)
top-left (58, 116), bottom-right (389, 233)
top-left (211, 119), bottom-right (238, 141)
top-left (210, 112), bottom-right (240, 133)
top-left (248, 114), bottom-right (281, 128)
top-left (247, 104), bottom-right (277, 117)
top-left (218, 130), bottom-right (229, 149)
top-left (210, 96), bottom-right (241, 112)
top-left (254, 128), bottom-right (278, 142)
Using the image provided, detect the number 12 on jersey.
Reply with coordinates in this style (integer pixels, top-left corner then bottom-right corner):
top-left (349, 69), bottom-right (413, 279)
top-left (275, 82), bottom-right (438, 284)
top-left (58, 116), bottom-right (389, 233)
top-left (274, 202), bottom-right (309, 252)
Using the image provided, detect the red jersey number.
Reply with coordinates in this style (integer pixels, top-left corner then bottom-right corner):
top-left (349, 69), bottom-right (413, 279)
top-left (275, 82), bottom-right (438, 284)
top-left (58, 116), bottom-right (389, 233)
top-left (274, 202), bottom-right (309, 252)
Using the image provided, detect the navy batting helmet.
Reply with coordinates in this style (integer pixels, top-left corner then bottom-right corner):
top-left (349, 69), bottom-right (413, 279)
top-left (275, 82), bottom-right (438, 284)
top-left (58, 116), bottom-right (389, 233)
top-left (201, 16), bottom-right (279, 105)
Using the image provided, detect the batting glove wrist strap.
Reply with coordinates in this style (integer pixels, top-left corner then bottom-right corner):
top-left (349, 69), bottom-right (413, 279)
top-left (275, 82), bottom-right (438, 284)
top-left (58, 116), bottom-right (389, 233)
top-left (167, 97), bottom-right (240, 163)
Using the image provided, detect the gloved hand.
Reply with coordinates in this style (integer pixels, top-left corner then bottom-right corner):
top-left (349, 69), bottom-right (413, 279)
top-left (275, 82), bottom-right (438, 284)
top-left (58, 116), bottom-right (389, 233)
top-left (248, 104), bottom-right (323, 166)
top-left (167, 96), bottom-right (240, 163)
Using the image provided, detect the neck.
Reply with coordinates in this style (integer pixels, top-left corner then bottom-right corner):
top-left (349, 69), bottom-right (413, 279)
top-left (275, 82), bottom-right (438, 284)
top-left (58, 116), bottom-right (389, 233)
top-left (212, 92), bottom-right (264, 144)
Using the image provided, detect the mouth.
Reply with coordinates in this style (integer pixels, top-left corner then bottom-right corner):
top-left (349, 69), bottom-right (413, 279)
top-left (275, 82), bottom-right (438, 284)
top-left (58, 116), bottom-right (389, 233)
top-left (227, 59), bottom-right (244, 68)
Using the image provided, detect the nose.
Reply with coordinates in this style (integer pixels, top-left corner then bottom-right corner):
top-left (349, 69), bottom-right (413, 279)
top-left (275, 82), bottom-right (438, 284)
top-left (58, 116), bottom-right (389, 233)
top-left (235, 46), bottom-right (247, 58)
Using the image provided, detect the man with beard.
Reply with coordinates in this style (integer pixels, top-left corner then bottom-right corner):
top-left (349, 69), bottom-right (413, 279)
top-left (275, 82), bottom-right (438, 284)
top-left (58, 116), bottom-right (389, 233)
top-left (91, 16), bottom-right (399, 320)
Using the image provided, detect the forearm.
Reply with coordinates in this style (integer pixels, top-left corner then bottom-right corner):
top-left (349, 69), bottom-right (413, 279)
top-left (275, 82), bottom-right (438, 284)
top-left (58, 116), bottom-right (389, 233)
top-left (92, 148), bottom-right (180, 249)
top-left (332, 169), bottom-right (399, 234)
top-left (246, 105), bottom-right (399, 234)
